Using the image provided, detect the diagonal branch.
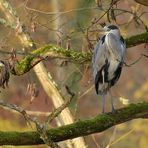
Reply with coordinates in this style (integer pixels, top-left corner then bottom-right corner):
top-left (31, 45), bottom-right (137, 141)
top-left (0, 102), bottom-right (147, 146)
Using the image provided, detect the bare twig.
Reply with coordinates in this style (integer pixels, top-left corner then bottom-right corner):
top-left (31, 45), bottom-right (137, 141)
top-left (142, 54), bottom-right (148, 58)
top-left (24, 0), bottom-right (97, 15)
top-left (88, 0), bottom-right (120, 29)
top-left (0, 99), bottom-right (34, 126)
top-left (1, 105), bottom-right (51, 116)
top-left (46, 96), bottom-right (73, 125)
top-left (124, 53), bottom-right (148, 67)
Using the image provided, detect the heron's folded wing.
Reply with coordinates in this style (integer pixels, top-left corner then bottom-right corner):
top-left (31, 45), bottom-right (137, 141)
top-left (106, 33), bottom-right (126, 61)
top-left (92, 40), bottom-right (108, 80)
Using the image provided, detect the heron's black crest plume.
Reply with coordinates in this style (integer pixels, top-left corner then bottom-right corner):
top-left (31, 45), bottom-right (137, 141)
top-left (108, 25), bottom-right (118, 30)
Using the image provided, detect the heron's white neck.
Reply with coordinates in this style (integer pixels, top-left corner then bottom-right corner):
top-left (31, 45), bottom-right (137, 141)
top-left (107, 29), bottom-right (121, 38)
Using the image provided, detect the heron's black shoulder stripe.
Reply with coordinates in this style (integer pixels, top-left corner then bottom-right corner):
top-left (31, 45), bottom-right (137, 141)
top-left (101, 35), bottom-right (106, 44)
top-left (120, 36), bottom-right (125, 44)
top-left (108, 25), bottom-right (118, 30)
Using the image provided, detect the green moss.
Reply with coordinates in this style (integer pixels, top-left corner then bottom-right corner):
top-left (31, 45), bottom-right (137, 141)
top-left (126, 32), bottom-right (148, 47)
top-left (0, 103), bottom-right (147, 145)
top-left (13, 55), bottom-right (35, 75)
top-left (0, 131), bottom-right (42, 145)
top-left (12, 44), bottom-right (91, 75)
top-left (11, 31), bottom-right (148, 75)
top-left (11, 30), bottom-right (148, 75)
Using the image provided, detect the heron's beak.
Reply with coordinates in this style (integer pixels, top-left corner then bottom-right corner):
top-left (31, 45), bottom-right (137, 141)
top-left (89, 28), bottom-right (107, 35)
top-left (98, 28), bottom-right (107, 35)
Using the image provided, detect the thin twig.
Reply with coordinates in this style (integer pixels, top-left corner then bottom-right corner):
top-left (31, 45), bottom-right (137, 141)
top-left (0, 104), bottom-right (51, 116)
top-left (0, 99), bottom-right (34, 126)
top-left (88, 0), bottom-right (120, 29)
top-left (46, 97), bottom-right (73, 125)
top-left (124, 53), bottom-right (148, 67)
top-left (25, 0), bottom-right (97, 15)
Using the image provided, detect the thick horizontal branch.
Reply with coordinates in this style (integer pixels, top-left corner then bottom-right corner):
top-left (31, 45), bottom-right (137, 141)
top-left (0, 102), bottom-right (147, 146)
top-left (11, 31), bottom-right (148, 75)
top-left (126, 32), bottom-right (148, 47)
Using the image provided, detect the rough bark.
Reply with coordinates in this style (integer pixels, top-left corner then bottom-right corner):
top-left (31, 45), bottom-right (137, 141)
top-left (0, 102), bottom-right (147, 146)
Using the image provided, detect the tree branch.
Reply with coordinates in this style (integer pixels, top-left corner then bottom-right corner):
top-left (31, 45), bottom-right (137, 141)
top-left (126, 32), bottom-right (148, 47)
top-left (0, 102), bottom-right (147, 146)
top-left (11, 44), bottom-right (91, 75)
top-left (10, 31), bottom-right (148, 75)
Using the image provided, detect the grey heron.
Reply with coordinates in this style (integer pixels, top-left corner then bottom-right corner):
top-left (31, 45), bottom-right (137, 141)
top-left (92, 24), bottom-right (126, 112)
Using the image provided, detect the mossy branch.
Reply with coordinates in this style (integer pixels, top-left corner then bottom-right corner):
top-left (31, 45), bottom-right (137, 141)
top-left (0, 102), bottom-right (147, 146)
top-left (126, 32), bottom-right (148, 47)
top-left (11, 32), bottom-right (148, 75)
top-left (11, 44), bottom-right (91, 75)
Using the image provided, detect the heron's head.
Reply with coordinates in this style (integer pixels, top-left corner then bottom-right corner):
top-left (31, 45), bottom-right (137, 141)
top-left (103, 25), bottom-right (121, 37)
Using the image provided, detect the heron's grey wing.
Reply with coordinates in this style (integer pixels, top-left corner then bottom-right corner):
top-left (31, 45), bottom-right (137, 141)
top-left (92, 39), bottom-right (107, 81)
top-left (92, 38), bottom-right (111, 94)
top-left (105, 33), bottom-right (126, 86)
top-left (106, 33), bottom-right (126, 61)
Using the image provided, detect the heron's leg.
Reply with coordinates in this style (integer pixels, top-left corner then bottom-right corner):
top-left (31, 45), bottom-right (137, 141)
top-left (102, 94), bottom-right (106, 113)
top-left (101, 70), bottom-right (106, 113)
top-left (109, 90), bottom-right (115, 112)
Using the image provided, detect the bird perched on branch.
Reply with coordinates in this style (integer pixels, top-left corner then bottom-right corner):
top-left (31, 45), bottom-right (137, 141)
top-left (92, 24), bottom-right (126, 112)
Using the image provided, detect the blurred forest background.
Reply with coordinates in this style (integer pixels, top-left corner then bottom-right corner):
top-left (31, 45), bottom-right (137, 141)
top-left (0, 0), bottom-right (148, 148)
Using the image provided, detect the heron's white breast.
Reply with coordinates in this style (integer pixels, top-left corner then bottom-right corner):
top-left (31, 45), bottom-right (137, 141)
top-left (108, 58), bottom-right (119, 80)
